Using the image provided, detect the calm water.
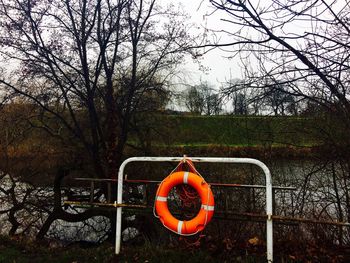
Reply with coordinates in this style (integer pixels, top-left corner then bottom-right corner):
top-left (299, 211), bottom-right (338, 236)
top-left (1, 159), bottom-right (348, 242)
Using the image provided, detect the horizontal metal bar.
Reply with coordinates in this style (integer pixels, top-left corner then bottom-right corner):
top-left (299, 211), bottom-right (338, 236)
top-left (124, 179), bottom-right (296, 190)
top-left (116, 206), bottom-right (350, 227)
top-left (66, 199), bottom-right (350, 227)
top-left (74, 178), bottom-right (116, 182)
top-left (64, 201), bottom-right (147, 209)
top-left (271, 215), bottom-right (350, 227)
top-left (215, 212), bottom-right (350, 227)
top-left (73, 178), bottom-right (296, 191)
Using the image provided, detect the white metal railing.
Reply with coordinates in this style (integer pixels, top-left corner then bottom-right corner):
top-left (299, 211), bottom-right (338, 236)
top-left (116, 157), bottom-right (273, 262)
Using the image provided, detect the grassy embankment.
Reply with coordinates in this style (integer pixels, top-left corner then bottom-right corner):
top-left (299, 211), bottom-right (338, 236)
top-left (1, 111), bottom-right (328, 159)
top-left (1, 234), bottom-right (347, 263)
top-left (129, 115), bottom-right (329, 158)
top-left (0, 113), bottom-right (334, 184)
top-left (0, 114), bottom-right (330, 179)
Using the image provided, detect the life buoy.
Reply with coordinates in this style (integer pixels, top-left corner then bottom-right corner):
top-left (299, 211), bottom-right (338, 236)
top-left (154, 171), bottom-right (215, 235)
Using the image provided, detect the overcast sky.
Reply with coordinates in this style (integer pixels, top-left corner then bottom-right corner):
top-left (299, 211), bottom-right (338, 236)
top-left (163, 0), bottom-right (242, 89)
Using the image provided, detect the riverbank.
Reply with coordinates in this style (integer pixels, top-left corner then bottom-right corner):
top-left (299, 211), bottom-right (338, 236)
top-left (0, 235), bottom-right (262, 263)
top-left (1, 235), bottom-right (349, 263)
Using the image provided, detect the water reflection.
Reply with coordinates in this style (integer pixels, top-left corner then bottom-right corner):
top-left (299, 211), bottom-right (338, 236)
top-left (1, 159), bottom-right (349, 244)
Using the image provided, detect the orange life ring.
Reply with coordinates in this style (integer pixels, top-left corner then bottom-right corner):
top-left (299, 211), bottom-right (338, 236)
top-left (155, 171), bottom-right (215, 235)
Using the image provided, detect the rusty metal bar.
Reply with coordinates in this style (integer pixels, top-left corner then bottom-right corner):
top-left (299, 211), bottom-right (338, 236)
top-left (64, 199), bottom-right (350, 227)
top-left (75, 177), bottom-right (117, 182)
top-left (124, 179), bottom-right (296, 191)
top-left (64, 201), bottom-right (147, 209)
top-left (74, 177), bottom-right (296, 191)
top-left (271, 215), bottom-right (350, 227)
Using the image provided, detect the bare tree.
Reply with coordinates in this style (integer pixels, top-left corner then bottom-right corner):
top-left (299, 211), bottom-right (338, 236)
top-left (263, 83), bottom-right (298, 116)
top-left (184, 85), bottom-right (205, 114)
top-left (184, 81), bottom-right (222, 115)
top-left (0, 0), bottom-right (195, 238)
top-left (204, 0), bottom-right (350, 239)
top-left (0, 0), bottom-right (194, 178)
top-left (207, 0), bottom-right (350, 119)
top-left (201, 82), bottom-right (222, 115)
top-left (223, 78), bottom-right (250, 115)
top-left (204, 0), bottom-right (350, 151)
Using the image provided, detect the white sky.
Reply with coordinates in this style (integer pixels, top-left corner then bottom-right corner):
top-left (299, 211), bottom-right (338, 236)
top-left (164, 0), bottom-right (243, 89)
